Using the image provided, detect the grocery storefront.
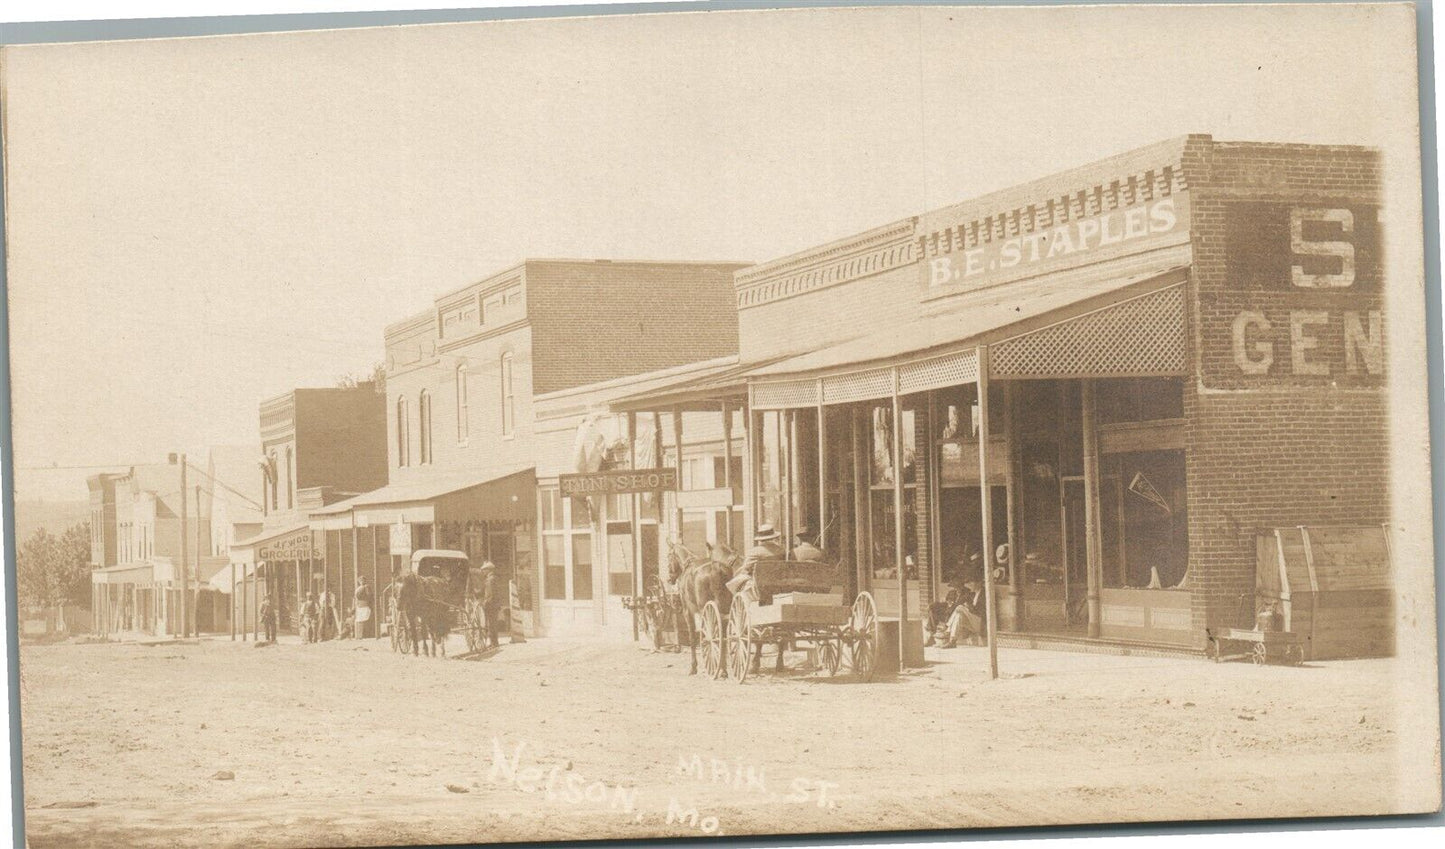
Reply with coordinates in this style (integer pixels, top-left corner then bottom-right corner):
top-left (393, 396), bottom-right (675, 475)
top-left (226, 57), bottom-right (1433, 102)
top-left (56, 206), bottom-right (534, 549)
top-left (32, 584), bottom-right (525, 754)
top-left (614, 135), bottom-right (1391, 660)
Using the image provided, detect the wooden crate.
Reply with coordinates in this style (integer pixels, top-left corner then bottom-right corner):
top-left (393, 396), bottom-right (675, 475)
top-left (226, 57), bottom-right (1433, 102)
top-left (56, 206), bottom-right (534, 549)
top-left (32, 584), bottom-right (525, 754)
top-left (1256, 525), bottom-right (1394, 661)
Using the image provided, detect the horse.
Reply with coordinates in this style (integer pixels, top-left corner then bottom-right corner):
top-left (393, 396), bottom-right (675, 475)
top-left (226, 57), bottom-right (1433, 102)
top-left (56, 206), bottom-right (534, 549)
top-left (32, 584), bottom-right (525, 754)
top-left (668, 540), bottom-right (742, 675)
top-left (395, 572), bottom-right (453, 657)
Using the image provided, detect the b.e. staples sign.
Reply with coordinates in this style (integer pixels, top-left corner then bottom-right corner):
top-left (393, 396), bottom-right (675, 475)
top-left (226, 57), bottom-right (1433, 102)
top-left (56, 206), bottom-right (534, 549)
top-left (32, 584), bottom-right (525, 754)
top-left (918, 194), bottom-right (1189, 293)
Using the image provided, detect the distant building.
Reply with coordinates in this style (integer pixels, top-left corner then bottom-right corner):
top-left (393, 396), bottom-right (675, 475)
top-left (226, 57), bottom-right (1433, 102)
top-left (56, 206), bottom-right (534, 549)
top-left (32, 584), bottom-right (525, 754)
top-left (309, 259), bottom-right (746, 637)
top-left (88, 463), bottom-right (206, 636)
top-left (225, 384), bottom-right (388, 638)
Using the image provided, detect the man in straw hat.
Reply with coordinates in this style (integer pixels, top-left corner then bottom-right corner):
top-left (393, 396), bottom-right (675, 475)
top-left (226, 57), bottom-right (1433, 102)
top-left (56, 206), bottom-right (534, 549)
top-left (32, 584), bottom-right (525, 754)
top-left (478, 561), bottom-right (503, 649)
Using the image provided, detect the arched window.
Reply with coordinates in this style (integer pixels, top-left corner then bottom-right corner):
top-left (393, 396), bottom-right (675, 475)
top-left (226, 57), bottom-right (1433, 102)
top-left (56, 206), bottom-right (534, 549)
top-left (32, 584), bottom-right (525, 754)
top-left (500, 353), bottom-right (515, 437)
top-left (396, 397), bottom-right (410, 467)
top-left (456, 364), bottom-right (469, 442)
top-left (419, 390), bottom-right (433, 465)
top-left (268, 451), bottom-right (279, 511)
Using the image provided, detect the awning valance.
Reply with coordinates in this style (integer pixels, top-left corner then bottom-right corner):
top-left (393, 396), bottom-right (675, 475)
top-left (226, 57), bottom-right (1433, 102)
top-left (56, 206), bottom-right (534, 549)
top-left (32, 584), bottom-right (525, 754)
top-left (308, 466), bottom-right (537, 529)
top-left (231, 523), bottom-right (319, 563)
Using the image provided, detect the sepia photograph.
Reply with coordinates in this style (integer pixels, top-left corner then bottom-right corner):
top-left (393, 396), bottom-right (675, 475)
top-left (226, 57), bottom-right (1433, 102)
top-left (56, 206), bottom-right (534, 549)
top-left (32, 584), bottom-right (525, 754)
top-left (1, 2), bottom-right (1441, 848)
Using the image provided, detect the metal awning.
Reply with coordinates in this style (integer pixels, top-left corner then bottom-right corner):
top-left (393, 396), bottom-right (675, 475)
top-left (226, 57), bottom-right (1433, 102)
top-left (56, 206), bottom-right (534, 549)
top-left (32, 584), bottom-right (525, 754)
top-left (607, 355), bottom-right (798, 413)
top-left (208, 561), bottom-right (259, 593)
top-left (308, 465), bottom-right (536, 528)
top-left (745, 263), bottom-right (1190, 408)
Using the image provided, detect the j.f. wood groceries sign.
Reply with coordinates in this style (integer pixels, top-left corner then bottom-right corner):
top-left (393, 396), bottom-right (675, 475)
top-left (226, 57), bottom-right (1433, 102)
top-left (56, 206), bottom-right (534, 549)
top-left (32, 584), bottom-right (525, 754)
top-left (918, 194), bottom-right (1190, 292)
top-left (560, 467), bottom-right (679, 498)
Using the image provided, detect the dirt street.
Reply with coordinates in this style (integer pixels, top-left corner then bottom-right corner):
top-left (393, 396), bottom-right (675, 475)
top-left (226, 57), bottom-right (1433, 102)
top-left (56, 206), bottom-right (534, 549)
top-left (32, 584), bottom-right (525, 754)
top-left (18, 634), bottom-right (1409, 848)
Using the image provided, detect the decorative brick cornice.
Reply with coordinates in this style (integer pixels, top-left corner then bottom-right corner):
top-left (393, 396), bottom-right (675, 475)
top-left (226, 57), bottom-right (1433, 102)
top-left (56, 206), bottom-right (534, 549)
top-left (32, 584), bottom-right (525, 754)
top-left (735, 218), bottom-right (918, 310)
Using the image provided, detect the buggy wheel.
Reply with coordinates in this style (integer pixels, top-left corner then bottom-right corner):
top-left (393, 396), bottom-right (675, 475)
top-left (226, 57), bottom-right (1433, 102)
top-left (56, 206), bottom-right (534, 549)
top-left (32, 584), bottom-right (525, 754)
top-left (728, 595), bottom-right (751, 684)
top-left (848, 592), bottom-right (879, 682)
top-left (1251, 642), bottom-right (1268, 665)
top-left (463, 598), bottom-right (485, 653)
top-left (819, 638), bottom-right (842, 677)
top-left (700, 601), bottom-right (723, 680)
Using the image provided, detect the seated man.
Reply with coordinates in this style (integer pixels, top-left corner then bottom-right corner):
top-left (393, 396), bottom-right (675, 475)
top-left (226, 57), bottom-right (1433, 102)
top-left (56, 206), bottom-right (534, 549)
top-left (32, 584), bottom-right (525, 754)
top-left (924, 588), bottom-right (961, 647)
top-left (791, 525), bottom-right (824, 562)
top-left (941, 579), bottom-right (986, 648)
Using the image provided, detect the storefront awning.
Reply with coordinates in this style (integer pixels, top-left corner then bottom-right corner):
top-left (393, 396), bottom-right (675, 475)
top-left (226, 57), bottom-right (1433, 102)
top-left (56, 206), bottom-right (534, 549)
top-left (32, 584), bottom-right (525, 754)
top-left (607, 356), bottom-right (795, 414)
top-left (231, 523), bottom-right (318, 563)
top-left (208, 561), bottom-right (259, 593)
top-left (308, 465), bottom-right (536, 528)
top-left (746, 263), bottom-right (1189, 408)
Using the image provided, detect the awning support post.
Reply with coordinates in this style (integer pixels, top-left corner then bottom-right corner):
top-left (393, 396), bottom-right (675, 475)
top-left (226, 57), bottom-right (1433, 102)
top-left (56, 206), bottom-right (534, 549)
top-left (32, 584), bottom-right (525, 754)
top-left (1083, 379), bottom-right (1103, 639)
top-left (816, 381), bottom-right (827, 553)
top-left (977, 346), bottom-right (1000, 680)
top-left (890, 368), bottom-right (908, 671)
top-left (628, 411), bottom-right (640, 642)
top-left (721, 401), bottom-right (735, 548)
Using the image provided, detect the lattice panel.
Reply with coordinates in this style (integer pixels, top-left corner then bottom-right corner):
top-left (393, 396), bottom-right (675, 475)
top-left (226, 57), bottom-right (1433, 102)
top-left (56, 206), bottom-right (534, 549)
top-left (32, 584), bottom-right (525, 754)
top-left (752, 379), bottom-right (819, 410)
top-left (992, 284), bottom-right (1186, 378)
top-left (899, 349), bottom-right (979, 394)
top-left (822, 367), bottom-right (894, 405)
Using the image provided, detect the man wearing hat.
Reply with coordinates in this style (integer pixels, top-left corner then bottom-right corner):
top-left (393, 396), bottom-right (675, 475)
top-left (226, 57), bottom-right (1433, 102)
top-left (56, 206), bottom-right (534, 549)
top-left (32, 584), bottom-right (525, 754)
top-left (940, 578), bottom-right (986, 648)
top-left (749, 524), bottom-right (786, 560)
top-left (299, 592), bottom-right (320, 644)
top-left (478, 561), bottom-right (503, 649)
top-left (791, 525), bottom-right (824, 562)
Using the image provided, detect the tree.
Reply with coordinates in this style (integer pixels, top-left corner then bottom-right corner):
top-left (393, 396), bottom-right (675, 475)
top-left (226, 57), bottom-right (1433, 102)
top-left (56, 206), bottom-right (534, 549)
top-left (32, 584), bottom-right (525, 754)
top-left (16, 521), bottom-right (92, 610)
top-left (336, 361), bottom-right (387, 396)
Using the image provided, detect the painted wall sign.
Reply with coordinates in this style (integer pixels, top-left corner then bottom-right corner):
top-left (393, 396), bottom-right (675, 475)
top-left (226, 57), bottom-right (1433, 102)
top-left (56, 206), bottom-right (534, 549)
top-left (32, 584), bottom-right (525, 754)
top-left (918, 194), bottom-right (1190, 293)
top-left (1223, 203), bottom-right (1384, 380)
top-left (390, 522), bottom-right (413, 558)
top-left (559, 467), bottom-right (679, 498)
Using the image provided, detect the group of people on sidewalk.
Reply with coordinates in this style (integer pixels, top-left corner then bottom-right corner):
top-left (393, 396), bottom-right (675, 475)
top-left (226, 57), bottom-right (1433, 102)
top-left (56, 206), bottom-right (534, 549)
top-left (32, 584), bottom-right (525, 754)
top-left (255, 575), bottom-right (377, 644)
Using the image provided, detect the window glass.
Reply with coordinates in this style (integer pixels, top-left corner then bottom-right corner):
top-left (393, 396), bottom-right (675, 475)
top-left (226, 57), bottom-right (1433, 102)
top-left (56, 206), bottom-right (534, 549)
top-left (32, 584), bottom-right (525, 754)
top-left (540, 489), bottom-right (563, 531)
top-left (500, 354), bottom-right (515, 436)
top-left (571, 535), bottom-right (593, 600)
top-left (543, 536), bottom-right (566, 600)
top-left (456, 365), bottom-right (469, 441)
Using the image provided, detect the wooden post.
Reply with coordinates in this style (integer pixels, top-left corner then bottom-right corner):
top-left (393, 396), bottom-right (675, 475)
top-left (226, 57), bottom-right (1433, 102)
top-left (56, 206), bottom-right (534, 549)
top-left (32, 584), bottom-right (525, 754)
top-left (351, 525), bottom-right (361, 639)
top-left (851, 406), bottom-right (869, 599)
top-left (1082, 379), bottom-right (1103, 639)
top-left (230, 562), bottom-right (237, 641)
top-left (240, 562), bottom-right (248, 642)
top-left (721, 401), bottom-right (735, 548)
top-left (672, 408), bottom-right (685, 542)
top-left (890, 370), bottom-right (908, 671)
top-left (816, 388), bottom-right (827, 553)
top-left (194, 485), bottom-right (203, 636)
top-left (788, 409), bottom-right (801, 549)
top-left (742, 389), bottom-right (756, 540)
top-left (977, 347), bottom-right (999, 679)
top-left (926, 390), bottom-right (941, 602)
top-left (628, 411), bottom-right (640, 642)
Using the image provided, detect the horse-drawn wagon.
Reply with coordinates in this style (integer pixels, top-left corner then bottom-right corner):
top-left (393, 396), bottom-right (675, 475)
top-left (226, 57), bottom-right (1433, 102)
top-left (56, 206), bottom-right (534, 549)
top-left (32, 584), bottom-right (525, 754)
top-left (697, 559), bottom-right (879, 683)
top-left (387, 549), bottom-right (491, 656)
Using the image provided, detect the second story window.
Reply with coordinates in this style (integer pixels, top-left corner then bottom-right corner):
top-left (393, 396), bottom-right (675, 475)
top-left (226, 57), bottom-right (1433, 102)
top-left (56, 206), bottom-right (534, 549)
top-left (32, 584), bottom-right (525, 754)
top-left (397, 397), bottom-right (410, 467)
top-left (500, 353), bottom-right (515, 437)
top-left (285, 446), bottom-right (294, 510)
top-left (456, 364), bottom-right (469, 442)
top-left (419, 390), bottom-right (433, 464)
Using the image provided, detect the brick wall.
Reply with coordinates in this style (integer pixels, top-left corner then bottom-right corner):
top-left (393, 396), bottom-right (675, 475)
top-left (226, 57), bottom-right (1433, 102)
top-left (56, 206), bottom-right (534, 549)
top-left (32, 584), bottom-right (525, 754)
top-left (1182, 138), bottom-right (1388, 640)
top-left (526, 261), bottom-right (744, 394)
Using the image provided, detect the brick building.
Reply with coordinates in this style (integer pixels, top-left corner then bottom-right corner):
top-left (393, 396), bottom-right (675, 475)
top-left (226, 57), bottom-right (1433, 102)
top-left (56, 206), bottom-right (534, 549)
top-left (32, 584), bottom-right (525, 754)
top-left (615, 135), bottom-right (1391, 660)
top-left (225, 384), bottom-right (387, 638)
top-left (308, 259), bottom-right (746, 637)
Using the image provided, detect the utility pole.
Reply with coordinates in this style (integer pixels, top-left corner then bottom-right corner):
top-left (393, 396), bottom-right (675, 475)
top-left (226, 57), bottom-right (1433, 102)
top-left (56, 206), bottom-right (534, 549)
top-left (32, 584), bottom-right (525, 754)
top-left (172, 452), bottom-right (190, 639)
top-left (194, 484), bottom-right (203, 637)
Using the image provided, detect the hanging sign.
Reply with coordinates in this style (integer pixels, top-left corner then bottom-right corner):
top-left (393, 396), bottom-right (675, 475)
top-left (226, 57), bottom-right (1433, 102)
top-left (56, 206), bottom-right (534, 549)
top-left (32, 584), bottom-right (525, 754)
top-left (559, 467), bottom-right (679, 498)
top-left (1128, 472), bottom-right (1172, 514)
top-left (390, 523), bottom-right (413, 558)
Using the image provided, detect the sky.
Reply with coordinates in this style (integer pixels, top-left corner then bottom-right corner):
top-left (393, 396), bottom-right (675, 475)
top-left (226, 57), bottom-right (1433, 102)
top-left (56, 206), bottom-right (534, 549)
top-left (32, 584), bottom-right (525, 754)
top-left (2, 3), bottom-right (1422, 502)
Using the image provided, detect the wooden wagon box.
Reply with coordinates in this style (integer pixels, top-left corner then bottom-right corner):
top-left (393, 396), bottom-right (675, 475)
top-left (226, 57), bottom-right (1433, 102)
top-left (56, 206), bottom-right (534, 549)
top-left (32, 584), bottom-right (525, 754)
top-left (749, 561), bottom-right (845, 604)
top-left (1256, 525), bottom-right (1394, 661)
top-left (749, 603), bottom-right (852, 627)
top-left (772, 592), bottom-right (844, 607)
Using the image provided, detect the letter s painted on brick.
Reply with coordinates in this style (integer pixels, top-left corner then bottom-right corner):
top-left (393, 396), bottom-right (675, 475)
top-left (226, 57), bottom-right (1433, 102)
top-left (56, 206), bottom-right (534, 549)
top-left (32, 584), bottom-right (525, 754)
top-left (1291, 208), bottom-right (1355, 288)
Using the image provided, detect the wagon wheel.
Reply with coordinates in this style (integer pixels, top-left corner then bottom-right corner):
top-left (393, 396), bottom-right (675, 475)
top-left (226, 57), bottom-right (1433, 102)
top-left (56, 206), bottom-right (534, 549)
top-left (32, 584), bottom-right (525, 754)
top-left (463, 597), bottom-right (485, 653)
top-left (700, 601), bottom-right (724, 680)
top-left (1251, 642), bottom-right (1269, 665)
top-left (848, 592), bottom-right (879, 682)
top-left (728, 595), bottom-right (752, 684)
top-left (819, 637), bottom-right (842, 677)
